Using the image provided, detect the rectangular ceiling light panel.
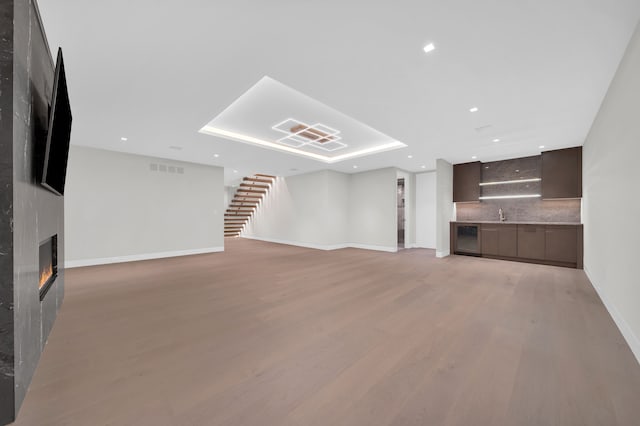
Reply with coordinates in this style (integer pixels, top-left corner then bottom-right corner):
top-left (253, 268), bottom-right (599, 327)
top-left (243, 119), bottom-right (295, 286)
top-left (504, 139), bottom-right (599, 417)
top-left (272, 118), bottom-right (346, 152)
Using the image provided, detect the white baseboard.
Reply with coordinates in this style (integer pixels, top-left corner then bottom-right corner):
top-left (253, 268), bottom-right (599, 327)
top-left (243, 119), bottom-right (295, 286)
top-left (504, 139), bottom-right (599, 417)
top-left (584, 266), bottom-right (640, 366)
top-left (241, 235), bottom-right (397, 253)
top-left (242, 235), bottom-right (349, 251)
top-left (65, 246), bottom-right (225, 268)
top-left (436, 250), bottom-right (450, 258)
top-left (347, 243), bottom-right (397, 253)
top-left (409, 243), bottom-right (436, 249)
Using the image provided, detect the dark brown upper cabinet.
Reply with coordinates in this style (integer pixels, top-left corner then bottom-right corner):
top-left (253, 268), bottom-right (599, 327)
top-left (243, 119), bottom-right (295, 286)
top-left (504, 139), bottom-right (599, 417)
top-left (541, 147), bottom-right (582, 199)
top-left (453, 161), bottom-right (481, 202)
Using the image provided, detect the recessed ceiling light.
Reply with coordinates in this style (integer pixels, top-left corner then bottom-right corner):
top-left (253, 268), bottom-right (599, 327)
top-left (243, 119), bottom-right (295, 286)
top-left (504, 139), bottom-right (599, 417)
top-left (471, 156), bottom-right (477, 159)
top-left (493, 138), bottom-right (500, 142)
top-left (408, 155), bottom-right (413, 159)
top-left (469, 107), bottom-right (479, 113)
top-left (353, 165), bottom-right (358, 169)
top-left (120, 137), bottom-right (128, 141)
top-left (539, 145), bottom-right (545, 149)
top-left (423, 43), bottom-right (435, 53)
top-left (421, 165), bottom-right (426, 169)
top-left (214, 154), bottom-right (220, 158)
top-left (233, 170), bottom-right (238, 173)
top-left (169, 146), bottom-right (183, 150)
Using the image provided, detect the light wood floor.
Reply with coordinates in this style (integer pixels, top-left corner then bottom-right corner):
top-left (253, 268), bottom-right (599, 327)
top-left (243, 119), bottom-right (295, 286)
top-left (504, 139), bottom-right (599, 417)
top-left (13, 238), bottom-right (640, 425)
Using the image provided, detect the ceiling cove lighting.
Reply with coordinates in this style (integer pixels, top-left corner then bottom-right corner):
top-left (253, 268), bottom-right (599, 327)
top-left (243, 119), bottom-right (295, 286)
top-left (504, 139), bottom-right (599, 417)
top-left (469, 107), bottom-right (479, 113)
top-left (423, 43), bottom-right (435, 53)
top-left (479, 194), bottom-right (541, 200)
top-left (200, 126), bottom-right (406, 163)
top-left (479, 178), bottom-right (541, 186)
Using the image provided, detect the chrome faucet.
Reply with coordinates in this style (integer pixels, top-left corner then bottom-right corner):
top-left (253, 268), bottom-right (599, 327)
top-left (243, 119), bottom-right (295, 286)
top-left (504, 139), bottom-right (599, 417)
top-left (498, 208), bottom-right (506, 222)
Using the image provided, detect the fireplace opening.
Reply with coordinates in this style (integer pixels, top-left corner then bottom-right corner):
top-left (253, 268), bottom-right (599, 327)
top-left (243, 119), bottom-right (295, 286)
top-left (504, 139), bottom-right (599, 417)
top-left (39, 235), bottom-right (58, 300)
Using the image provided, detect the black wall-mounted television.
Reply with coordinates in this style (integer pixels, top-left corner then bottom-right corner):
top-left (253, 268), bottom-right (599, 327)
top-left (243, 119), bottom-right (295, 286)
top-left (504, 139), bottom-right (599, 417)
top-left (41, 48), bottom-right (72, 196)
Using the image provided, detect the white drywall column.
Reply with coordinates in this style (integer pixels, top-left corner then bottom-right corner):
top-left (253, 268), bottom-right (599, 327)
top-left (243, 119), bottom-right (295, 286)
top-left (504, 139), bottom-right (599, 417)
top-left (435, 159), bottom-right (454, 257)
top-left (416, 171), bottom-right (436, 249)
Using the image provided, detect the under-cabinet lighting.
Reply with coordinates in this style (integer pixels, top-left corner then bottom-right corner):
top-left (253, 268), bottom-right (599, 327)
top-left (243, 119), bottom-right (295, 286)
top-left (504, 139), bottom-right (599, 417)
top-left (479, 178), bottom-right (541, 186)
top-left (479, 194), bottom-right (541, 200)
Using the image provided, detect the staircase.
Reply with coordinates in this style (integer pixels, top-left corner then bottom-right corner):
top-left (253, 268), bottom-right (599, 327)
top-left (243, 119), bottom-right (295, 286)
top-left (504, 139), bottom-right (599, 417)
top-left (224, 173), bottom-right (276, 238)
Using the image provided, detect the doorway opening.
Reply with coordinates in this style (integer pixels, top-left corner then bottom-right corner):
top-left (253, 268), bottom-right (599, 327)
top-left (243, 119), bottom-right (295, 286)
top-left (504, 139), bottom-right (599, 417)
top-left (397, 178), bottom-right (405, 249)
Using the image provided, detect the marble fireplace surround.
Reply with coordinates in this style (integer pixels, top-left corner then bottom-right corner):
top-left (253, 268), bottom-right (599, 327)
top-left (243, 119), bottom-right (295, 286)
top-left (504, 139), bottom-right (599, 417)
top-left (0, 1), bottom-right (65, 424)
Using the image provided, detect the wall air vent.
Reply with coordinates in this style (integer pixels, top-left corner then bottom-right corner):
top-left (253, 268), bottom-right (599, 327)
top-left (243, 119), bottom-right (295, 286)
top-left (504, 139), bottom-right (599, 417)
top-left (272, 118), bottom-right (347, 152)
top-left (149, 163), bottom-right (185, 174)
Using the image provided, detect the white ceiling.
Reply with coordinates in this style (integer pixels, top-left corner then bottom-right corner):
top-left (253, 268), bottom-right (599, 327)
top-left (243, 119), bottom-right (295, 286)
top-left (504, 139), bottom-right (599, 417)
top-left (38, 0), bottom-right (640, 185)
top-left (200, 76), bottom-right (406, 163)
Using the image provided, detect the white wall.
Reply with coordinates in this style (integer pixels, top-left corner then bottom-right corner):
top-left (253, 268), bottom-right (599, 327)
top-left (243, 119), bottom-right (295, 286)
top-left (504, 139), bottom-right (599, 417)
top-left (416, 171), bottom-right (436, 249)
top-left (64, 146), bottom-right (224, 267)
top-left (243, 170), bottom-right (349, 249)
top-left (243, 168), bottom-right (397, 252)
top-left (224, 186), bottom-right (235, 208)
top-left (348, 168), bottom-right (398, 251)
top-left (325, 170), bottom-right (350, 246)
top-left (583, 23), bottom-right (640, 363)
top-left (435, 159), bottom-right (454, 257)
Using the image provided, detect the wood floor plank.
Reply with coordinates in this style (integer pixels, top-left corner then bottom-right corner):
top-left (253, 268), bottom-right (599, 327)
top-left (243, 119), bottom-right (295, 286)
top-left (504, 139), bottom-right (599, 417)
top-left (11, 239), bottom-right (640, 426)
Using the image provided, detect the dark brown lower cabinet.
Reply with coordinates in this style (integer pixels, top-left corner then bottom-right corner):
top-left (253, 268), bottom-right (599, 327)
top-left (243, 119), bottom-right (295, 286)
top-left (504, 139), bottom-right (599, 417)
top-left (498, 225), bottom-right (517, 257)
top-left (517, 225), bottom-right (546, 260)
top-left (454, 222), bottom-right (582, 268)
top-left (481, 224), bottom-right (517, 257)
top-left (545, 226), bottom-right (578, 263)
top-left (481, 226), bottom-right (499, 256)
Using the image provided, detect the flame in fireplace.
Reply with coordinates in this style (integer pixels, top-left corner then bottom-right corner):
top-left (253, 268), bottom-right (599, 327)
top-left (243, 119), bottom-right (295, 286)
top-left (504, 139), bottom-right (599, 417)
top-left (39, 263), bottom-right (53, 289)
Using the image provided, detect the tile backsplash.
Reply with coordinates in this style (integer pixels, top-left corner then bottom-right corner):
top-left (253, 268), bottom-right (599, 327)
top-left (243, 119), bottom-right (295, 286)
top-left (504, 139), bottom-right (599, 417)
top-left (456, 198), bottom-right (581, 222)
